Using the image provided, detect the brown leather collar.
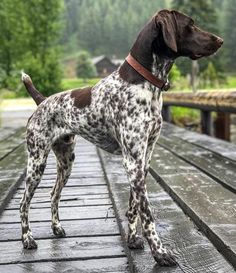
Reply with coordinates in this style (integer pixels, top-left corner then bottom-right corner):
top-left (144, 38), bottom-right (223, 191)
top-left (125, 53), bottom-right (170, 91)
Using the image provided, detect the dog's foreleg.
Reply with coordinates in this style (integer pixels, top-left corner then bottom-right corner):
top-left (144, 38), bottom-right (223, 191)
top-left (123, 149), bottom-right (176, 266)
top-left (126, 186), bottom-right (144, 249)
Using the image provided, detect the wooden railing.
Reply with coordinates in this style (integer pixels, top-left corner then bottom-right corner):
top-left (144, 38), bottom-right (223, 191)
top-left (162, 91), bottom-right (236, 141)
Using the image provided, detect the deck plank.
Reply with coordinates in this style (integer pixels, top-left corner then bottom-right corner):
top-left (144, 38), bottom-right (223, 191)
top-left (0, 128), bottom-right (25, 161)
top-left (162, 122), bottom-right (236, 161)
top-left (150, 145), bottom-right (236, 269)
top-left (0, 127), bottom-right (19, 142)
top-left (0, 144), bottom-right (27, 214)
top-left (0, 257), bottom-right (129, 273)
top-left (19, 177), bottom-right (106, 189)
top-left (0, 218), bottom-right (119, 241)
top-left (0, 205), bottom-right (115, 223)
top-left (0, 236), bottom-right (125, 265)
top-left (159, 132), bottom-right (236, 193)
top-left (13, 185), bottom-right (109, 199)
top-left (6, 193), bottom-right (110, 208)
top-left (6, 195), bottom-right (111, 209)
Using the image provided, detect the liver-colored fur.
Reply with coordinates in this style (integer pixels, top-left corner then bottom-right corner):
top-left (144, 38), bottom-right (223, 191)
top-left (71, 87), bottom-right (92, 108)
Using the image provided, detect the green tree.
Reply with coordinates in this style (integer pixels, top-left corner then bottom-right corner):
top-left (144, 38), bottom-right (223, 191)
top-left (172, 0), bottom-right (222, 90)
top-left (63, 0), bottom-right (167, 57)
top-left (21, 0), bottom-right (64, 96)
top-left (0, 0), bottom-right (29, 87)
top-left (76, 51), bottom-right (96, 82)
top-left (200, 62), bottom-right (218, 88)
top-left (0, 0), bottom-right (63, 96)
top-left (224, 0), bottom-right (236, 72)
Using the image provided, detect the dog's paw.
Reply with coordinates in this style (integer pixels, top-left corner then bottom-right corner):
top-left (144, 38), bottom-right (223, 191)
top-left (127, 235), bottom-right (144, 249)
top-left (153, 249), bottom-right (177, 266)
top-left (52, 225), bottom-right (66, 237)
top-left (22, 235), bottom-right (38, 249)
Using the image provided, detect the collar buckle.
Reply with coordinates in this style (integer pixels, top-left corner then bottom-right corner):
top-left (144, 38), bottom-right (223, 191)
top-left (161, 81), bottom-right (170, 91)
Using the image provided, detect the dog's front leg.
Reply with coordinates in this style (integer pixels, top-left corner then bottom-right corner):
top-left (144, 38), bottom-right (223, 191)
top-left (123, 151), bottom-right (176, 266)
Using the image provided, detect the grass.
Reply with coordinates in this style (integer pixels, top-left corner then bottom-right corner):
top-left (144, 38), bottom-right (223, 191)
top-left (61, 78), bottom-right (100, 90)
top-left (225, 76), bottom-right (236, 88)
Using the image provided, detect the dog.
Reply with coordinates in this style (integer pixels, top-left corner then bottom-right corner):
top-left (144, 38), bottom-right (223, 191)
top-left (20, 9), bottom-right (223, 266)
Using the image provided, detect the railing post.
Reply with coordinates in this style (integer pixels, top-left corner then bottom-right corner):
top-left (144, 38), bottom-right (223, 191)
top-left (201, 110), bottom-right (212, 136)
top-left (214, 112), bottom-right (230, 141)
top-left (162, 105), bottom-right (171, 122)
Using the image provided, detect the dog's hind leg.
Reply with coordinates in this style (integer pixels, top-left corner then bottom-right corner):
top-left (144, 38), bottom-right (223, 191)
top-left (20, 133), bottom-right (50, 249)
top-left (50, 134), bottom-right (75, 237)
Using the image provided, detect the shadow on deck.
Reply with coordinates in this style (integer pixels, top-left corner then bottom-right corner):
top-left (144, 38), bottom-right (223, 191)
top-left (0, 123), bottom-right (235, 273)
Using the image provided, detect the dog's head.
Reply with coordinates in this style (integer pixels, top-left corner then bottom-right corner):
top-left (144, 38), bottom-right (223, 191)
top-left (150, 9), bottom-right (223, 60)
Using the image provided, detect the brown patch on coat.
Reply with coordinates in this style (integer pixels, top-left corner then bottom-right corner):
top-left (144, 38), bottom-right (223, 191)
top-left (70, 87), bottom-right (92, 108)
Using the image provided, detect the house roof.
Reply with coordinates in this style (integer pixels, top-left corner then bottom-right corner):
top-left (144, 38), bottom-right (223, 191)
top-left (92, 55), bottom-right (124, 67)
top-left (92, 55), bottom-right (108, 65)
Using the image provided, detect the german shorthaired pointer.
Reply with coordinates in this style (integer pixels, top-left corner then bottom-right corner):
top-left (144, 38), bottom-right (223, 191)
top-left (20, 10), bottom-right (223, 266)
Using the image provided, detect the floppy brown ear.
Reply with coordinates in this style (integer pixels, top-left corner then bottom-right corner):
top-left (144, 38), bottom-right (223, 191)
top-left (156, 10), bottom-right (178, 52)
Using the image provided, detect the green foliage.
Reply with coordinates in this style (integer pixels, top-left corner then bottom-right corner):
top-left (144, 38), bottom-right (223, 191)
top-left (76, 51), bottom-right (96, 81)
top-left (0, 0), bottom-right (28, 79)
top-left (169, 64), bottom-right (181, 82)
top-left (63, 0), bottom-right (167, 57)
top-left (226, 76), bottom-right (236, 88)
top-left (200, 62), bottom-right (218, 88)
top-left (172, 0), bottom-right (224, 76)
top-left (171, 106), bottom-right (200, 126)
top-left (223, 0), bottom-right (236, 72)
top-left (62, 78), bottom-right (100, 90)
top-left (0, 0), bottom-right (63, 96)
top-left (18, 51), bottom-right (63, 97)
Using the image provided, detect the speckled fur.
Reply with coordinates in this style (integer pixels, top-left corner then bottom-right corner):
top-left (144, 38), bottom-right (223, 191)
top-left (20, 66), bottom-right (174, 259)
top-left (20, 9), bottom-right (223, 267)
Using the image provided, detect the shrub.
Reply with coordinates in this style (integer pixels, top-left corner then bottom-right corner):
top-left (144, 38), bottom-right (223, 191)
top-left (76, 51), bottom-right (96, 82)
top-left (17, 50), bottom-right (63, 97)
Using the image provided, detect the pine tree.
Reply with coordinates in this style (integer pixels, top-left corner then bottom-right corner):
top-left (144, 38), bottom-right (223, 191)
top-left (224, 0), bottom-right (236, 71)
top-left (172, 0), bottom-right (223, 90)
top-left (65, 0), bottom-right (168, 57)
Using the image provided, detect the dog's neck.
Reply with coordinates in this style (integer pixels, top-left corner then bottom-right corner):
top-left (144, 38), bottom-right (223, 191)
top-left (119, 20), bottom-right (175, 89)
top-left (152, 54), bottom-right (174, 81)
top-left (119, 51), bottom-right (174, 91)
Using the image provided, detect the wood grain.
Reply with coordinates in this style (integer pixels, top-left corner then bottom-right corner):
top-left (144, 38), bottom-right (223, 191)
top-left (100, 149), bottom-right (235, 273)
top-left (0, 218), bottom-right (119, 241)
top-left (0, 257), bottom-right (129, 273)
top-left (0, 236), bottom-right (125, 265)
top-left (151, 145), bottom-right (236, 269)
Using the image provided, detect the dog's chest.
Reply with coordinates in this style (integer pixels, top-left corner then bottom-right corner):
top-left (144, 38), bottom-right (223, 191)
top-left (103, 73), bottom-right (163, 131)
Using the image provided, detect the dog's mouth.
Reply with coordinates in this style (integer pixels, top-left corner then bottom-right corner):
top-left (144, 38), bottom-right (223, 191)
top-left (190, 54), bottom-right (203, 60)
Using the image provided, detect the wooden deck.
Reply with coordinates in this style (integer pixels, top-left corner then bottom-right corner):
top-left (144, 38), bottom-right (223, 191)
top-left (0, 123), bottom-right (235, 272)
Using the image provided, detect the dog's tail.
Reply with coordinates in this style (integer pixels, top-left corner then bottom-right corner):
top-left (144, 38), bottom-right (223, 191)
top-left (21, 71), bottom-right (46, 106)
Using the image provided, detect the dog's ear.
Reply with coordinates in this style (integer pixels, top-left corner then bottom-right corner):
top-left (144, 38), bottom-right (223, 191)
top-left (155, 10), bottom-right (178, 53)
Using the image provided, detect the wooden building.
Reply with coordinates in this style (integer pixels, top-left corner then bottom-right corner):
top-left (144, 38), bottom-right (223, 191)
top-left (92, 55), bottom-right (121, 77)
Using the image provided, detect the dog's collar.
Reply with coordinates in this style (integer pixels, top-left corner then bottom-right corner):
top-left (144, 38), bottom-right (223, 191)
top-left (125, 53), bottom-right (170, 91)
